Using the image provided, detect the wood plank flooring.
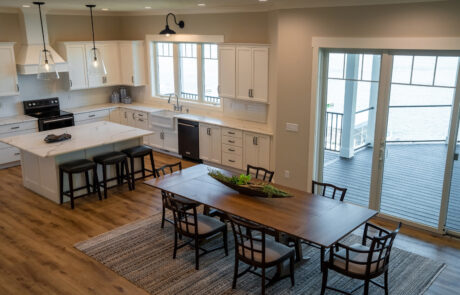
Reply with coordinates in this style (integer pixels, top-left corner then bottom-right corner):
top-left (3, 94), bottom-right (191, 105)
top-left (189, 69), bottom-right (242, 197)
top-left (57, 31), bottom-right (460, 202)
top-left (0, 151), bottom-right (459, 294)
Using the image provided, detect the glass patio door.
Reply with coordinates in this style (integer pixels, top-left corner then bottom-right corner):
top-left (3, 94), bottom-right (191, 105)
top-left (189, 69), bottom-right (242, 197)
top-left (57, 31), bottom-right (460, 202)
top-left (445, 111), bottom-right (460, 235)
top-left (320, 51), bottom-right (381, 208)
top-left (379, 55), bottom-right (459, 228)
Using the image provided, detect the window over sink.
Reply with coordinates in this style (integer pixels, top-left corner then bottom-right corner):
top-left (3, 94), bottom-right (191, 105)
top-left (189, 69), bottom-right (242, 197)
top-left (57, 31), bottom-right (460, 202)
top-left (152, 41), bottom-right (221, 106)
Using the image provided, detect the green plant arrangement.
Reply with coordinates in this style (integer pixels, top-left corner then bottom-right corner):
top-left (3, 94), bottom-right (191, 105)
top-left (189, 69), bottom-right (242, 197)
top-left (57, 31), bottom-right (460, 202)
top-left (208, 169), bottom-right (290, 198)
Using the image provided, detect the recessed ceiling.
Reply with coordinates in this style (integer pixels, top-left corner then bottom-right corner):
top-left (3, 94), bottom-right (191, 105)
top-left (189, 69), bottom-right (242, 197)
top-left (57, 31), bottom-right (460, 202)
top-left (1, 0), bottom-right (445, 14)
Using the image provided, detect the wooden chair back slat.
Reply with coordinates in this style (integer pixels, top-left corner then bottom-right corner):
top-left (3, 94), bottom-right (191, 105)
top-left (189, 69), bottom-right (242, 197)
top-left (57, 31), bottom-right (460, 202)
top-left (156, 162), bottom-right (182, 177)
top-left (246, 165), bottom-right (274, 183)
top-left (227, 214), bottom-right (266, 264)
top-left (312, 180), bottom-right (347, 201)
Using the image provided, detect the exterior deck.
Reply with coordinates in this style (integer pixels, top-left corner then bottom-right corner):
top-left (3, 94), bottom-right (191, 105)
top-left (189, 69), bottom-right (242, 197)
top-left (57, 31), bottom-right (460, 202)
top-left (324, 144), bottom-right (460, 231)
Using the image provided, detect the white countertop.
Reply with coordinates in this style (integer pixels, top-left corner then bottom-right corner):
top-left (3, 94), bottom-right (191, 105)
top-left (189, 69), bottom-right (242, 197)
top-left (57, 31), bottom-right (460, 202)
top-left (0, 114), bottom-right (37, 126)
top-left (0, 121), bottom-right (153, 158)
top-left (64, 103), bottom-right (273, 135)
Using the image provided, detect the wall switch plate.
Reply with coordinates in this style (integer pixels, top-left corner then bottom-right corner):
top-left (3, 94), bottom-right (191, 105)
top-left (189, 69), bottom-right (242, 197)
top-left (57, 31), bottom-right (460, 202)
top-left (286, 122), bottom-right (299, 132)
top-left (284, 170), bottom-right (290, 178)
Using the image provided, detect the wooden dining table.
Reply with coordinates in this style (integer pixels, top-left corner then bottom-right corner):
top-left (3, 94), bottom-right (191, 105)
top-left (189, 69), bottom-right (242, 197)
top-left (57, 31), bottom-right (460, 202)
top-left (145, 164), bottom-right (377, 258)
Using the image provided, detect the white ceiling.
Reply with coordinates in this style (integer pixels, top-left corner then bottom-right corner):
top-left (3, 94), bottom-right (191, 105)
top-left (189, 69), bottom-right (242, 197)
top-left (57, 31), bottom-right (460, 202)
top-left (0, 0), bottom-right (444, 14)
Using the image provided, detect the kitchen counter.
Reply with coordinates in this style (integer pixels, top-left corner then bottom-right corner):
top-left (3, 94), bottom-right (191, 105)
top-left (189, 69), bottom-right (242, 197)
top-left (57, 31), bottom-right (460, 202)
top-left (1, 121), bottom-right (152, 158)
top-left (0, 121), bottom-right (152, 204)
top-left (64, 103), bottom-right (273, 135)
top-left (0, 114), bottom-right (37, 126)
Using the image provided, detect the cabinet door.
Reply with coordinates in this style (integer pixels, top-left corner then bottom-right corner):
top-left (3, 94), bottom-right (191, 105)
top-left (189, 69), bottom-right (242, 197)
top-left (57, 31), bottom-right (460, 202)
top-left (100, 43), bottom-right (121, 86)
top-left (243, 133), bottom-right (259, 169)
top-left (119, 43), bottom-right (134, 85)
top-left (66, 44), bottom-right (88, 90)
top-left (199, 125), bottom-right (211, 161)
top-left (135, 116), bottom-right (149, 130)
top-left (243, 133), bottom-right (270, 169)
top-left (209, 126), bottom-right (222, 164)
top-left (147, 127), bottom-right (163, 149)
top-left (252, 48), bottom-right (269, 102)
top-left (109, 108), bottom-right (120, 123)
top-left (236, 47), bottom-right (252, 100)
top-left (85, 44), bottom-right (104, 88)
top-left (218, 46), bottom-right (235, 98)
top-left (126, 110), bottom-right (136, 126)
top-left (132, 42), bottom-right (146, 86)
top-left (0, 46), bottom-right (18, 96)
top-left (163, 130), bottom-right (178, 153)
top-left (119, 109), bottom-right (129, 125)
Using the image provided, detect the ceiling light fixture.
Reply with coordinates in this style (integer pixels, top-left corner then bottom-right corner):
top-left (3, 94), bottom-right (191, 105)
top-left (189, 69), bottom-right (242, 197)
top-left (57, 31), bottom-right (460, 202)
top-left (33, 2), bottom-right (59, 80)
top-left (101, 8), bottom-right (109, 11)
top-left (197, 3), bottom-right (206, 6)
top-left (145, 6), bottom-right (152, 9)
top-left (159, 13), bottom-right (185, 37)
top-left (86, 4), bottom-right (107, 76)
top-left (22, 5), bottom-right (31, 8)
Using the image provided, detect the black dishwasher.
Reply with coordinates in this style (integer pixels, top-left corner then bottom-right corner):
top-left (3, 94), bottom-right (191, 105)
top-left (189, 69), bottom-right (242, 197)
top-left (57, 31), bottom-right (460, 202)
top-left (178, 119), bottom-right (201, 162)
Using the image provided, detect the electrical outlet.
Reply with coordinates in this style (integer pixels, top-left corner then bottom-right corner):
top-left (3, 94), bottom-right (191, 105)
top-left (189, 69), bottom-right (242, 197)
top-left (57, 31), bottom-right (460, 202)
top-left (284, 170), bottom-right (290, 178)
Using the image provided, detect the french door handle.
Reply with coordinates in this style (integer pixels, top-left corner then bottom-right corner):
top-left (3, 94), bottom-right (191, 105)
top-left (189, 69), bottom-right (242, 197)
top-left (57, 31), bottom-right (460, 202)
top-left (379, 144), bottom-right (385, 161)
top-left (454, 153), bottom-right (459, 161)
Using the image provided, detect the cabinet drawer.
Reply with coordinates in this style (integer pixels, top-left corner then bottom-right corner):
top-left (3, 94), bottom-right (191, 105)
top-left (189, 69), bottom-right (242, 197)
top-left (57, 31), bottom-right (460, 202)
top-left (222, 135), bottom-right (243, 147)
top-left (0, 121), bottom-right (36, 134)
top-left (74, 109), bottom-right (110, 122)
top-left (222, 128), bottom-right (242, 138)
top-left (222, 144), bottom-right (242, 155)
top-left (222, 152), bottom-right (243, 170)
top-left (0, 147), bottom-right (20, 164)
top-left (0, 129), bottom-right (37, 149)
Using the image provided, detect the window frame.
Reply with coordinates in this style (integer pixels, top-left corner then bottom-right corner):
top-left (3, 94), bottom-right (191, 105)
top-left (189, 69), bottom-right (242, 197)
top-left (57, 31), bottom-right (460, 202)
top-left (153, 42), bottom-right (220, 106)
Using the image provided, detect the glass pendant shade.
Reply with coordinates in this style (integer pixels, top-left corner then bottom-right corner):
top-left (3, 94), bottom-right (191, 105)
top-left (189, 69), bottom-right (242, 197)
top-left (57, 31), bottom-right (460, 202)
top-left (88, 47), bottom-right (107, 76)
top-left (37, 49), bottom-right (59, 80)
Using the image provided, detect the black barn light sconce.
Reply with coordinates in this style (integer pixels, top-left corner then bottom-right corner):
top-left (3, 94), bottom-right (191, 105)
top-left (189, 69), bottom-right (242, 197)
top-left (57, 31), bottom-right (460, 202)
top-left (159, 13), bottom-right (185, 37)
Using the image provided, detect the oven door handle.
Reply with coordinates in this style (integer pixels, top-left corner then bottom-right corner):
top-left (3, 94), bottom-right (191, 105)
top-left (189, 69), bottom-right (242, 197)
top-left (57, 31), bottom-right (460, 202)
top-left (42, 117), bottom-right (73, 124)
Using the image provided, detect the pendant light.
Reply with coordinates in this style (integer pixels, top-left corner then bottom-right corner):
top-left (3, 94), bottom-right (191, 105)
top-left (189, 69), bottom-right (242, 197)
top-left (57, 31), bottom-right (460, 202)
top-left (159, 13), bottom-right (185, 37)
top-left (34, 2), bottom-right (59, 80)
top-left (86, 4), bottom-right (107, 76)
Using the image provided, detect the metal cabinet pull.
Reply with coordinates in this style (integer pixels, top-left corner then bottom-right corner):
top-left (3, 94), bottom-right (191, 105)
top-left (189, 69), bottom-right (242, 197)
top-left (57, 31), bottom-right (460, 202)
top-left (248, 89), bottom-right (251, 97)
top-left (70, 80), bottom-right (72, 88)
top-left (207, 128), bottom-right (211, 136)
top-left (228, 131), bottom-right (235, 135)
top-left (132, 113), bottom-right (135, 119)
top-left (14, 152), bottom-right (20, 156)
top-left (138, 118), bottom-right (144, 122)
top-left (160, 131), bottom-right (164, 140)
top-left (10, 126), bottom-right (20, 130)
top-left (228, 148), bottom-right (235, 152)
top-left (228, 140), bottom-right (235, 144)
top-left (253, 136), bottom-right (258, 145)
top-left (17, 84), bottom-right (20, 91)
top-left (132, 76), bottom-right (134, 83)
top-left (228, 159), bottom-right (236, 163)
top-left (88, 114), bottom-right (96, 118)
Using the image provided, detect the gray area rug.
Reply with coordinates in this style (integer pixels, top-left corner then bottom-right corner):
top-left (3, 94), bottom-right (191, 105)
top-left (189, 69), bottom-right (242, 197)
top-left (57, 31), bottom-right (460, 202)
top-left (75, 213), bottom-right (445, 294)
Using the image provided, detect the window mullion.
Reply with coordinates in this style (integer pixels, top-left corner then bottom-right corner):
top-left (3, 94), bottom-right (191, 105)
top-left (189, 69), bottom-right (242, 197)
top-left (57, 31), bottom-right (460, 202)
top-left (197, 44), bottom-right (204, 103)
top-left (173, 43), bottom-right (180, 98)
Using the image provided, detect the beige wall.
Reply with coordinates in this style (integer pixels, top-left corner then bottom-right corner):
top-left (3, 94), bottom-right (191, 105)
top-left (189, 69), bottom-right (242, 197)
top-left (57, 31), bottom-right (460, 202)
top-left (47, 15), bottom-right (122, 45)
top-left (0, 13), bottom-right (21, 43)
top-left (274, 0), bottom-right (460, 191)
top-left (120, 12), bottom-right (269, 43)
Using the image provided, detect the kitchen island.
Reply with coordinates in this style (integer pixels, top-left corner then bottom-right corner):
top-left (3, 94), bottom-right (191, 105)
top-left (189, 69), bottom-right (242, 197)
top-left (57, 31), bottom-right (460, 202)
top-left (0, 121), bottom-right (152, 203)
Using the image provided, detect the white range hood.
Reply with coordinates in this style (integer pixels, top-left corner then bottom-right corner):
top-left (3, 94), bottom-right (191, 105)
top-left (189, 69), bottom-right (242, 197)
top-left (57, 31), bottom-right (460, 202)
top-left (16, 7), bottom-right (68, 75)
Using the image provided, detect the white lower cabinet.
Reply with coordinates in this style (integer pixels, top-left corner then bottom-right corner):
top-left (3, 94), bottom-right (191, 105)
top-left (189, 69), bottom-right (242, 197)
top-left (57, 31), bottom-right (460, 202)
top-left (147, 125), bottom-right (178, 153)
top-left (243, 132), bottom-right (270, 170)
top-left (109, 108), bottom-right (121, 123)
top-left (221, 127), bottom-right (243, 169)
top-left (199, 124), bottom-right (222, 164)
top-left (0, 121), bottom-right (37, 166)
top-left (74, 109), bottom-right (110, 125)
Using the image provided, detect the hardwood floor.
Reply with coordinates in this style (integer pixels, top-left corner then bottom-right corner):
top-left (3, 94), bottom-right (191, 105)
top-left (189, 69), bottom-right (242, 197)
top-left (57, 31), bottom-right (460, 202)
top-left (0, 151), bottom-right (459, 294)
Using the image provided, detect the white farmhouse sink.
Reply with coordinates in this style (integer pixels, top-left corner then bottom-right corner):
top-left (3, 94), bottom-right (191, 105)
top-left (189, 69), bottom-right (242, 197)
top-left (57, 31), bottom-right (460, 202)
top-left (149, 110), bottom-right (178, 129)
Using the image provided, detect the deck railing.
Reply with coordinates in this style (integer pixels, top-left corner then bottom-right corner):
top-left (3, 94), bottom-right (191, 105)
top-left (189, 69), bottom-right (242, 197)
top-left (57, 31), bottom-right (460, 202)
top-left (325, 112), bottom-right (343, 152)
top-left (181, 92), bottom-right (199, 101)
top-left (180, 92), bottom-right (220, 104)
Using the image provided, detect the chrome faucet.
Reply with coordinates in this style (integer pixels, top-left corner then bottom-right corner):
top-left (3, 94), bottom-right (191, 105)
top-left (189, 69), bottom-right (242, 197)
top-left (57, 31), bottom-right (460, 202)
top-left (168, 93), bottom-right (183, 112)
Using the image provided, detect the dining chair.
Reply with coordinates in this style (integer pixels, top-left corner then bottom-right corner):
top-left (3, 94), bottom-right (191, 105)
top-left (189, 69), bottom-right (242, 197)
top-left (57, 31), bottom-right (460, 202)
top-left (156, 162), bottom-right (197, 228)
top-left (227, 214), bottom-right (295, 295)
top-left (247, 165), bottom-right (275, 182)
top-left (321, 222), bottom-right (402, 295)
top-left (312, 180), bottom-right (347, 201)
top-left (165, 192), bottom-right (228, 270)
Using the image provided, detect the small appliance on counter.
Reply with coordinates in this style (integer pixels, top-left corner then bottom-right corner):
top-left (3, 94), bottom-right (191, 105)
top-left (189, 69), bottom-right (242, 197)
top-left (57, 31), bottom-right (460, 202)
top-left (23, 98), bottom-right (75, 131)
top-left (119, 87), bottom-right (132, 104)
top-left (110, 89), bottom-right (120, 103)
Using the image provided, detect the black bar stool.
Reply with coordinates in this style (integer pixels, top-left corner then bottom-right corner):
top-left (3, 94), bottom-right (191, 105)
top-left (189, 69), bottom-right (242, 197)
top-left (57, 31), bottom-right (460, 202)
top-left (93, 151), bottom-right (133, 199)
top-left (122, 145), bottom-right (156, 190)
top-left (59, 159), bottom-right (101, 209)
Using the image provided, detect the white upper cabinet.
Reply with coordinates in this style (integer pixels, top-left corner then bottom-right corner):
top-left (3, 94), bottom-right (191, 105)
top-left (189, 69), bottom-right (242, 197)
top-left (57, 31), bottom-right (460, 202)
top-left (243, 132), bottom-right (270, 170)
top-left (99, 43), bottom-right (121, 86)
top-left (119, 41), bottom-right (146, 86)
top-left (199, 123), bottom-right (222, 164)
top-left (58, 41), bottom-right (140, 90)
top-left (58, 43), bottom-right (88, 90)
top-left (218, 45), bottom-right (235, 99)
top-left (236, 46), bottom-right (269, 103)
top-left (0, 43), bottom-right (19, 97)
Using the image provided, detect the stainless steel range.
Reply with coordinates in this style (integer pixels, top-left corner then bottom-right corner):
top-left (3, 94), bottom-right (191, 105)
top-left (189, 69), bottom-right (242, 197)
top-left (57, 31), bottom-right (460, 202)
top-left (23, 98), bottom-right (74, 131)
